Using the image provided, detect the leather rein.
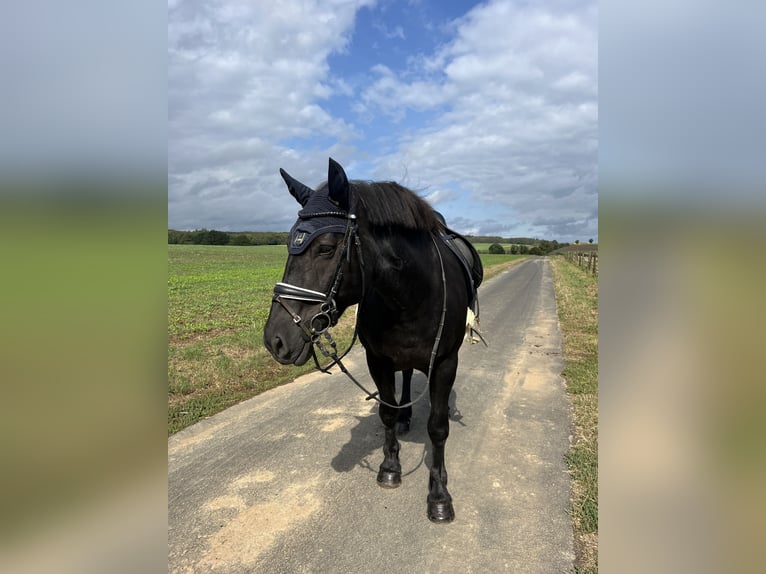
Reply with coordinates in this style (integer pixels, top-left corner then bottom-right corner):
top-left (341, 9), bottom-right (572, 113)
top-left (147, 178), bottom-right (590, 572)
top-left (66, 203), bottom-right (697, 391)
top-left (271, 210), bottom-right (447, 410)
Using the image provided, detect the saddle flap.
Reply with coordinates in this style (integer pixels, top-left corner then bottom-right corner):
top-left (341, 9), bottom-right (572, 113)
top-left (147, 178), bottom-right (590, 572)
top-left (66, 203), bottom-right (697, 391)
top-left (438, 226), bottom-right (483, 310)
top-left (440, 228), bottom-right (483, 288)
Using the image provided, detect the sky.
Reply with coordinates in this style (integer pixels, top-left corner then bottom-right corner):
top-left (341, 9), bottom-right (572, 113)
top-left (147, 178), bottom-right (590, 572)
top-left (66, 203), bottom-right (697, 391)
top-left (168, 0), bottom-right (598, 242)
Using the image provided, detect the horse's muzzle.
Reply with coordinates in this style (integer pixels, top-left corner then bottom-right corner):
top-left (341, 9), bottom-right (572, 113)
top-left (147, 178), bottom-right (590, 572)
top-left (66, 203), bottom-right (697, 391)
top-left (264, 328), bottom-right (313, 366)
top-left (263, 299), bottom-right (315, 366)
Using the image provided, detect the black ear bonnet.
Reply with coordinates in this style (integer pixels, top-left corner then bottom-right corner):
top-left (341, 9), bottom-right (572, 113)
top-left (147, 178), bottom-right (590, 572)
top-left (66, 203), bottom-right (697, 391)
top-left (287, 183), bottom-right (349, 255)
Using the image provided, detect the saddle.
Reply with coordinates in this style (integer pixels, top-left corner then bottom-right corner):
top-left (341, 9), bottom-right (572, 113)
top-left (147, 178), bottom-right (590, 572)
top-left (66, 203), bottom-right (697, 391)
top-left (440, 226), bottom-right (482, 297)
top-left (431, 209), bottom-right (483, 305)
top-left (437, 222), bottom-right (486, 346)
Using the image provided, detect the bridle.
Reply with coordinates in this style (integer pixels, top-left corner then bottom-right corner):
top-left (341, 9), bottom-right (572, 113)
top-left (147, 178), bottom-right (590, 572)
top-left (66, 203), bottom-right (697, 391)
top-left (271, 209), bottom-right (448, 411)
top-left (272, 210), bottom-right (363, 369)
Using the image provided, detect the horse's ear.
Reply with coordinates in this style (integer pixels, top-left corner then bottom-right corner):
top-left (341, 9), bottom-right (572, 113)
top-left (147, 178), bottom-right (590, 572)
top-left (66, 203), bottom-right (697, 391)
top-left (280, 168), bottom-right (313, 207)
top-left (327, 158), bottom-right (349, 210)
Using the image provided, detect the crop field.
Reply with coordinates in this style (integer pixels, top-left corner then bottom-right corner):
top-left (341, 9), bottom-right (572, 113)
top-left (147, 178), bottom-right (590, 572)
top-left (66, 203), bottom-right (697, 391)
top-left (471, 242), bottom-right (513, 252)
top-left (168, 244), bottom-right (286, 338)
top-left (168, 244), bottom-right (528, 433)
top-left (168, 244), bottom-right (316, 433)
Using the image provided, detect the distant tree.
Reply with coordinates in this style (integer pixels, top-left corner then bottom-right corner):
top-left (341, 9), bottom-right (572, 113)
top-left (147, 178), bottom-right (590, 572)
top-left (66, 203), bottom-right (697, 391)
top-left (488, 243), bottom-right (505, 254)
top-left (230, 234), bottom-right (251, 246)
top-left (510, 244), bottom-right (519, 254)
top-left (168, 230), bottom-right (196, 244)
top-left (589, 238), bottom-right (594, 244)
top-left (528, 246), bottom-right (542, 255)
top-left (575, 239), bottom-right (580, 245)
top-left (192, 229), bottom-right (230, 245)
top-left (508, 237), bottom-right (537, 245)
top-left (519, 245), bottom-right (529, 254)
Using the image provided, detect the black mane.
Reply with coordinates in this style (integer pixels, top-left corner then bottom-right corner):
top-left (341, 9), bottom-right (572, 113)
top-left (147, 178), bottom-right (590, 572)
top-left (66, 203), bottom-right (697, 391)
top-left (349, 180), bottom-right (440, 232)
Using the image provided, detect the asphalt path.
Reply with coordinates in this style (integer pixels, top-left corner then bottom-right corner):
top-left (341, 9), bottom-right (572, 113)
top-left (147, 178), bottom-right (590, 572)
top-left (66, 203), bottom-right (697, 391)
top-left (169, 257), bottom-right (574, 573)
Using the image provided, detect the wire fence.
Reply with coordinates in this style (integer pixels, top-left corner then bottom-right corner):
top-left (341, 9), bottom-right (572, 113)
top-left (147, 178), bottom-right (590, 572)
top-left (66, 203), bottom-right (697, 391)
top-left (562, 250), bottom-right (598, 275)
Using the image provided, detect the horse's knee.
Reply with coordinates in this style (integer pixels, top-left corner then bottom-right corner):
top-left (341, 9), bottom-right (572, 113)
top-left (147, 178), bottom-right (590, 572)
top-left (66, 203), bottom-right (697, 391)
top-left (427, 418), bottom-right (449, 444)
top-left (395, 413), bottom-right (411, 435)
top-left (378, 405), bottom-right (398, 429)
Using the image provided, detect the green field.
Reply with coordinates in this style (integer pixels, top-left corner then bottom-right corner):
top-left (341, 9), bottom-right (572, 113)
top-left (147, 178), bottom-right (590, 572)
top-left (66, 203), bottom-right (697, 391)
top-left (168, 244), bottom-right (286, 339)
top-left (480, 253), bottom-right (528, 278)
top-left (168, 244), bottom-right (527, 433)
top-left (168, 244), bottom-right (317, 433)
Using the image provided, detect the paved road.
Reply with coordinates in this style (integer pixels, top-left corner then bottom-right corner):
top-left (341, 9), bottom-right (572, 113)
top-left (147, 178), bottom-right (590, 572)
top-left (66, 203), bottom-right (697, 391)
top-left (169, 257), bottom-right (574, 573)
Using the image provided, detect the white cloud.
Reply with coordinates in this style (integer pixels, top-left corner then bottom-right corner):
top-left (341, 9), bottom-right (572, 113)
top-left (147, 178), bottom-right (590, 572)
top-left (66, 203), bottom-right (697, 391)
top-left (373, 21), bottom-right (406, 40)
top-left (168, 0), bottom-right (372, 230)
top-left (358, 65), bottom-right (449, 119)
top-left (362, 0), bottom-right (598, 240)
top-left (169, 0), bottom-right (597, 241)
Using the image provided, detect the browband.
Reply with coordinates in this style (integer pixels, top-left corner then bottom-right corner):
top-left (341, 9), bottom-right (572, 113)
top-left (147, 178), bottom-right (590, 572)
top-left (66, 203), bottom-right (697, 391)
top-left (299, 211), bottom-right (349, 219)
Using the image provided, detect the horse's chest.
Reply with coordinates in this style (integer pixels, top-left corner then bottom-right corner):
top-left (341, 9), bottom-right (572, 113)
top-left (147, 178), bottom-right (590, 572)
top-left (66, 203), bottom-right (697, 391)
top-left (360, 324), bottom-right (430, 368)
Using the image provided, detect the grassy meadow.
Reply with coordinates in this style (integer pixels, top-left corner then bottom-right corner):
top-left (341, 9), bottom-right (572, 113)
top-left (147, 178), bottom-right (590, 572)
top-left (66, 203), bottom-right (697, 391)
top-left (168, 244), bottom-right (527, 434)
top-left (168, 244), bottom-right (315, 433)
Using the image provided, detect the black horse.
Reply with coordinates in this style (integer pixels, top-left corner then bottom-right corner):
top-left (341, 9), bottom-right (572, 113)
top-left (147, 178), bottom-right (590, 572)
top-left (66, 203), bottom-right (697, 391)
top-left (263, 158), bottom-right (482, 522)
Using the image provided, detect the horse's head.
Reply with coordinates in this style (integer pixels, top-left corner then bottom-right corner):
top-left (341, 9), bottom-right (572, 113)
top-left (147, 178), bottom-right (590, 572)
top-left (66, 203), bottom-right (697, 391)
top-left (263, 158), bottom-right (361, 365)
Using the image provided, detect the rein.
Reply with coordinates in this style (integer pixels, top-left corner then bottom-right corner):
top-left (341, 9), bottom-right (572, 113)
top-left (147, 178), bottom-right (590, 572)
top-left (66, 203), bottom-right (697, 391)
top-left (327, 234), bottom-right (447, 411)
top-left (272, 215), bottom-right (448, 411)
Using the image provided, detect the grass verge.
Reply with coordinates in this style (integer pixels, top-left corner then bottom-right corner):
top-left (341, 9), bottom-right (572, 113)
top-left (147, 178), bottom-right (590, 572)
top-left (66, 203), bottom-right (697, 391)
top-left (550, 255), bottom-right (598, 573)
top-left (480, 253), bottom-right (530, 281)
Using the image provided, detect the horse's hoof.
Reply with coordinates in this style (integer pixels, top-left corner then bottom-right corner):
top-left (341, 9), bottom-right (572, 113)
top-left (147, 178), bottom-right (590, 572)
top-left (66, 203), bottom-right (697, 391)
top-left (395, 420), bottom-right (410, 435)
top-left (427, 499), bottom-right (455, 523)
top-left (377, 470), bottom-right (402, 488)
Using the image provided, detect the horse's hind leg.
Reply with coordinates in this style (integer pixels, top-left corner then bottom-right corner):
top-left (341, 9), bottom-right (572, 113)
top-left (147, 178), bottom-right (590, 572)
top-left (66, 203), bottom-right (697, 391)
top-left (366, 353), bottom-right (402, 488)
top-left (426, 355), bottom-right (458, 523)
top-left (396, 369), bottom-right (413, 435)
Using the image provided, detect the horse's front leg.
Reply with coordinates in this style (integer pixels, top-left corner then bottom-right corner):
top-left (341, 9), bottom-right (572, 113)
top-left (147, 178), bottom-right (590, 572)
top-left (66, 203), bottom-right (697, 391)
top-left (366, 353), bottom-right (401, 488)
top-left (427, 355), bottom-right (458, 523)
top-left (395, 368), bottom-right (414, 435)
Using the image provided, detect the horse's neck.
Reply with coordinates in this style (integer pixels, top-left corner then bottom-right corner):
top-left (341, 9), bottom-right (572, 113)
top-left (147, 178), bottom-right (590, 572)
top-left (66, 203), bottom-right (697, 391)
top-left (363, 231), bottom-right (439, 313)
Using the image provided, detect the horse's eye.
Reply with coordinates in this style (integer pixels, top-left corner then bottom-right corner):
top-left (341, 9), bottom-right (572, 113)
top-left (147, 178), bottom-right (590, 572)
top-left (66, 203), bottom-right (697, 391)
top-left (317, 244), bottom-right (336, 257)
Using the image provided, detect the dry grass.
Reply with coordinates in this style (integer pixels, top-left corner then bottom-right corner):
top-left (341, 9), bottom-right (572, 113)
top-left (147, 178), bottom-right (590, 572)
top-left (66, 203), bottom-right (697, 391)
top-left (481, 254), bottom-right (530, 281)
top-left (550, 255), bottom-right (599, 573)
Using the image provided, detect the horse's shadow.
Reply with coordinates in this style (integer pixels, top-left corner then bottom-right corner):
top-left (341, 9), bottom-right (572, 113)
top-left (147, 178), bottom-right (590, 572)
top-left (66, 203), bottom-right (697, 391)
top-left (331, 372), bottom-right (466, 477)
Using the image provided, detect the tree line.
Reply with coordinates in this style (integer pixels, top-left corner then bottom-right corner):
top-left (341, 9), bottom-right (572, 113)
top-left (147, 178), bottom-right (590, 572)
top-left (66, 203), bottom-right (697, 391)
top-left (168, 229), bottom-right (289, 246)
top-left (169, 230), bottom-right (582, 255)
top-left (487, 239), bottom-right (568, 256)
top-left (466, 235), bottom-right (543, 245)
